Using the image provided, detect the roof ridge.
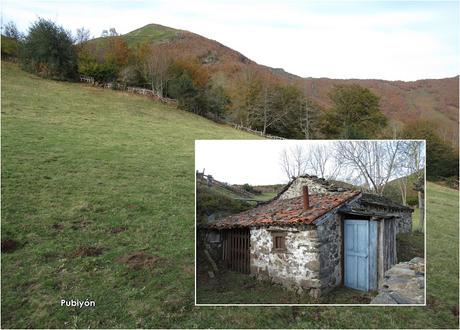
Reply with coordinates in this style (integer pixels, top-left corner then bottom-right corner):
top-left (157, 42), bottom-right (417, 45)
top-left (206, 190), bottom-right (361, 229)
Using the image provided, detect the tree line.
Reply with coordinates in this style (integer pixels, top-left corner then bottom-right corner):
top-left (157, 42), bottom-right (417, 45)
top-left (1, 18), bottom-right (458, 184)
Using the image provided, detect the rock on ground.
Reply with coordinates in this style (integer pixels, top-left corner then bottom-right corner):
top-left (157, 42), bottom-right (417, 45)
top-left (371, 257), bottom-right (425, 304)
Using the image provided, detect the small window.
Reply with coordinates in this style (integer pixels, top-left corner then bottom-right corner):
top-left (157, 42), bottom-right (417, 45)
top-left (271, 232), bottom-right (286, 251)
top-left (275, 236), bottom-right (285, 249)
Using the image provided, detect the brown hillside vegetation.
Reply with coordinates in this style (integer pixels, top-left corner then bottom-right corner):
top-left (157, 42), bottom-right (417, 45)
top-left (86, 23), bottom-right (459, 145)
top-left (303, 76), bottom-right (459, 144)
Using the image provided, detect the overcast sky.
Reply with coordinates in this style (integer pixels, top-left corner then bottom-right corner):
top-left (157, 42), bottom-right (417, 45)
top-left (2, 0), bottom-right (458, 81)
top-left (196, 140), bottom-right (334, 185)
top-left (196, 140), bottom-right (426, 186)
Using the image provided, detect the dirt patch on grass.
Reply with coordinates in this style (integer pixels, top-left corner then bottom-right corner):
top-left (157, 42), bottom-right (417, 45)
top-left (42, 251), bottom-right (60, 261)
top-left (427, 295), bottom-right (442, 309)
top-left (183, 265), bottom-right (195, 275)
top-left (116, 251), bottom-right (159, 270)
top-left (71, 219), bottom-right (92, 230)
top-left (52, 223), bottom-right (64, 230)
top-left (73, 202), bottom-right (92, 212)
top-left (73, 245), bottom-right (103, 257)
top-left (350, 293), bottom-right (373, 304)
top-left (1, 239), bottom-right (20, 253)
top-left (110, 226), bottom-right (127, 234)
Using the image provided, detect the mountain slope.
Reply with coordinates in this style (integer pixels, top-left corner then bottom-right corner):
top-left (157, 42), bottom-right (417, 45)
top-left (1, 61), bottom-right (458, 328)
top-left (0, 60), bottom-right (259, 328)
top-left (303, 76), bottom-right (459, 142)
top-left (115, 24), bottom-right (459, 144)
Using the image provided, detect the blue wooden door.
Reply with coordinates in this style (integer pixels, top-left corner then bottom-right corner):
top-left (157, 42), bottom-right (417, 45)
top-left (344, 220), bottom-right (372, 291)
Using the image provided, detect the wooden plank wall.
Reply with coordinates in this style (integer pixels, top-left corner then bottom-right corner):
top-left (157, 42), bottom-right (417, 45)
top-left (369, 220), bottom-right (378, 290)
top-left (222, 229), bottom-right (250, 274)
top-left (383, 219), bottom-right (397, 272)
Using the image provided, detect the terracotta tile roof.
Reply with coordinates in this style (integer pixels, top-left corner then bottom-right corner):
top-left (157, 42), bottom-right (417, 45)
top-left (207, 191), bottom-right (361, 229)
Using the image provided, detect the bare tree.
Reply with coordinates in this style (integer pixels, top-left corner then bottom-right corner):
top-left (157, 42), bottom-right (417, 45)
top-left (279, 145), bottom-right (308, 181)
top-left (2, 21), bottom-right (22, 40)
top-left (259, 84), bottom-right (287, 135)
top-left (308, 144), bottom-right (341, 180)
top-left (141, 46), bottom-right (172, 97)
top-left (75, 27), bottom-right (90, 44)
top-left (396, 173), bottom-right (409, 205)
top-left (334, 141), bottom-right (402, 195)
top-left (230, 67), bottom-right (263, 127)
top-left (299, 97), bottom-right (320, 139)
top-left (403, 141), bottom-right (425, 231)
top-left (109, 28), bottom-right (118, 36)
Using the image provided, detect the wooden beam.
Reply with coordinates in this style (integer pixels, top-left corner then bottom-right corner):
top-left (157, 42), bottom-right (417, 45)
top-left (378, 218), bottom-right (385, 288)
top-left (393, 220), bottom-right (397, 263)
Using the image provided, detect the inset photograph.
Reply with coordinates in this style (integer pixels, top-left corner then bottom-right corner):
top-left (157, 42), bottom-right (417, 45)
top-left (196, 140), bottom-right (425, 305)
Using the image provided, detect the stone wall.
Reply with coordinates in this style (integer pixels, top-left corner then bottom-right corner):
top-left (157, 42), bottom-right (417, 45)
top-left (317, 213), bottom-right (343, 292)
top-left (250, 225), bottom-right (322, 296)
top-left (395, 212), bottom-right (412, 234)
top-left (371, 257), bottom-right (424, 304)
top-left (278, 177), bottom-right (330, 199)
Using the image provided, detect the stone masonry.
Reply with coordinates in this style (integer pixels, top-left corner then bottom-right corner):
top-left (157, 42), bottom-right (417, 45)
top-left (395, 213), bottom-right (412, 234)
top-left (317, 213), bottom-right (343, 292)
top-left (371, 257), bottom-right (425, 304)
top-left (278, 177), bottom-right (331, 199)
top-left (250, 225), bottom-right (322, 297)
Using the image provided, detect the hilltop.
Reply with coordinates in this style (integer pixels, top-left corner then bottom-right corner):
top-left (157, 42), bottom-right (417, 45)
top-left (123, 23), bottom-right (182, 46)
top-left (102, 23), bottom-right (459, 144)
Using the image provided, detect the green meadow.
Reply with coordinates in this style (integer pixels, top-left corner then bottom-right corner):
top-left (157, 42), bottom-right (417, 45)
top-left (1, 62), bottom-right (458, 328)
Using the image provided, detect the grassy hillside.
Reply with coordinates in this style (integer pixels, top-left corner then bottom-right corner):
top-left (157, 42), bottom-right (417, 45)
top-left (88, 24), bottom-right (182, 48)
top-left (0, 61), bottom-right (257, 328)
top-left (196, 181), bottom-right (255, 224)
top-left (1, 62), bottom-right (459, 328)
top-left (384, 172), bottom-right (420, 206)
top-left (123, 23), bottom-right (181, 46)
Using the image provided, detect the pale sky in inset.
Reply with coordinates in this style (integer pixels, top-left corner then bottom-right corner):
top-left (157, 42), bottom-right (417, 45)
top-left (1, 0), bottom-right (458, 81)
top-left (195, 140), bottom-right (334, 185)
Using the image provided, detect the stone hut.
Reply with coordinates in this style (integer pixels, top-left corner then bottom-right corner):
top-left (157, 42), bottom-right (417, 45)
top-left (201, 175), bottom-right (413, 297)
top-left (273, 175), bottom-right (413, 234)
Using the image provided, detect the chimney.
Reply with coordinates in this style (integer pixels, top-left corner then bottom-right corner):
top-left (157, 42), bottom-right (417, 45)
top-left (303, 186), bottom-right (310, 210)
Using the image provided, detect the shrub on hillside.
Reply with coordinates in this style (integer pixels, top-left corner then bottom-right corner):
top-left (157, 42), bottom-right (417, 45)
top-left (166, 59), bottom-right (230, 118)
top-left (167, 68), bottom-right (203, 112)
top-left (21, 18), bottom-right (77, 80)
top-left (1, 35), bottom-right (20, 59)
top-left (196, 184), bottom-right (253, 224)
top-left (77, 37), bottom-right (130, 83)
top-left (402, 120), bottom-right (459, 181)
top-left (320, 84), bottom-right (387, 139)
top-left (242, 183), bottom-right (261, 195)
top-left (406, 196), bottom-right (419, 206)
top-left (205, 84), bottom-right (231, 118)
